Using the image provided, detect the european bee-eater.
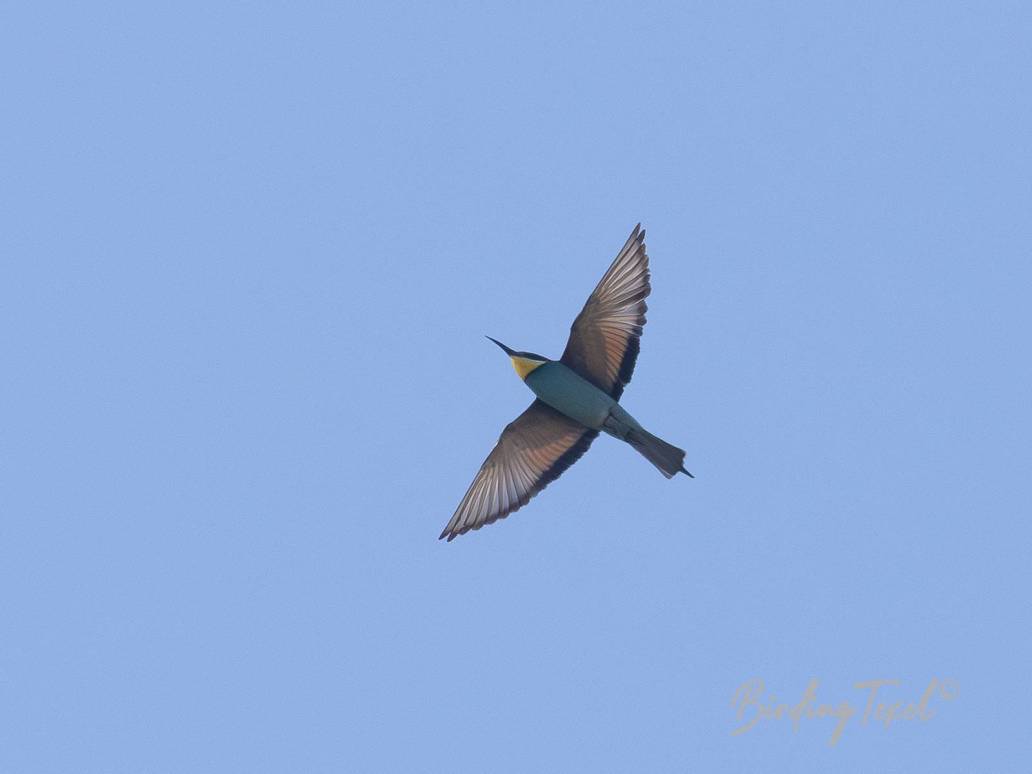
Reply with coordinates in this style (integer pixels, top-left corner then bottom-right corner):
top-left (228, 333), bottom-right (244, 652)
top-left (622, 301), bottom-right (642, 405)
top-left (440, 224), bottom-right (691, 541)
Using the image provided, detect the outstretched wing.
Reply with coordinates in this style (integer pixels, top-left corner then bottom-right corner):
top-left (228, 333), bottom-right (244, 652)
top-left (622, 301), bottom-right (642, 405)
top-left (561, 224), bottom-right (650, 400)
top-left (440, 400), bottom-right (598, 541)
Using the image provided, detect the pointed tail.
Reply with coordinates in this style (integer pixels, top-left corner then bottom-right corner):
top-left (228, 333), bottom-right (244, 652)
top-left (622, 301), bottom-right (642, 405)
top-left (627, 429), bottom-right (694, 479)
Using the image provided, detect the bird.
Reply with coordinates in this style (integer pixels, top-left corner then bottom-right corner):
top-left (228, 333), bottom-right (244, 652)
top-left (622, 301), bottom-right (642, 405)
top-left (439, 224), bottom-right (692, 541)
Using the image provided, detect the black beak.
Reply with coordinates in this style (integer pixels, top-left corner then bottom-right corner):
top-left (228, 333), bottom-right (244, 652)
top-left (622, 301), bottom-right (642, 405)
top-left (486, 336), bottom-right (515, 356)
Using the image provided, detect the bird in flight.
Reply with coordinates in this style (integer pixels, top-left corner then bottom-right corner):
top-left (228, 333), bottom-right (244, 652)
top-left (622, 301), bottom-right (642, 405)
top-left (439, 224), bottom-right (691, 541)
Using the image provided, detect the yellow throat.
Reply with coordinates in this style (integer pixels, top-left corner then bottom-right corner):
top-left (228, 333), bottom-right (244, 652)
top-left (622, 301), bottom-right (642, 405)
top-left (510, 355), bottom-right (545, 380)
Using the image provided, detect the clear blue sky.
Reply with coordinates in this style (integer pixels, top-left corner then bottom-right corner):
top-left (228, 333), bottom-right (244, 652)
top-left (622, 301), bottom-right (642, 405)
top-left (2, 2), bottom-right (1029, 772)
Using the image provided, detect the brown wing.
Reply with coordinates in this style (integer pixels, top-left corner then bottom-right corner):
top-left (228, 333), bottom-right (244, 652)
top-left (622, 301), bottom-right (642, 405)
top-left (560, 224), bottom-right (650, 400)
top-left (439, 400), bottom-right (598, 541)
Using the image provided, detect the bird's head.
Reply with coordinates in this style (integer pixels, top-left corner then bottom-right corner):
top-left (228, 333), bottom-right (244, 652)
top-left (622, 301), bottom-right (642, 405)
top-left (486, 336), bottom-right (549, 380)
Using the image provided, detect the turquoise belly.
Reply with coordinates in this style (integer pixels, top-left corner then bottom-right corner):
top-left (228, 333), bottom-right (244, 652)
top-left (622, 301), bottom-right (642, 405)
top-left (524, 362), bottom-right (617, 429)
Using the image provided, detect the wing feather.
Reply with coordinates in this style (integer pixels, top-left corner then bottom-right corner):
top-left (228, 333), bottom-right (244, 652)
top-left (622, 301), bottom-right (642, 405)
top-left (439, 400), bottom-right (598, 541)
top-left (560, 224), bottom-right (650, 399)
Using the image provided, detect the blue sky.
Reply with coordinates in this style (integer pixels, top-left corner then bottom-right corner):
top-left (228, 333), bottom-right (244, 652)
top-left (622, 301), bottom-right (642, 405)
top-left (2, 2), bottom-right (1030, 771)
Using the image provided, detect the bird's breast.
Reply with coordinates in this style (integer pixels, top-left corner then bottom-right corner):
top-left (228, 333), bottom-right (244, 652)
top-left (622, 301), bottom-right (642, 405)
top-left (524, 362), bottom-right (617, 430)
